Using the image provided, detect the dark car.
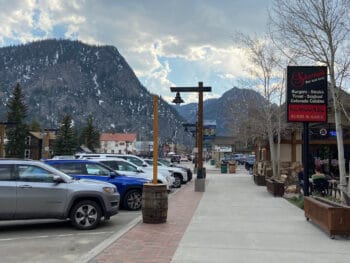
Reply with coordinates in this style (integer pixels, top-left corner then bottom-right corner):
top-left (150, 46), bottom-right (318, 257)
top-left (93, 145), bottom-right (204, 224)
top-left (170, 155), bottom-right (181, 163)
top-left (44, 159), bottom-right (150, 210)
top-left (245, 155), bottom-right (255, 172)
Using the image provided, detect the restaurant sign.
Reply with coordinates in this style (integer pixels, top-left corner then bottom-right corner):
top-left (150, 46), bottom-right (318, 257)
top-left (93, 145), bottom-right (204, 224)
top-left (286, 66), bottom-right (328, 122)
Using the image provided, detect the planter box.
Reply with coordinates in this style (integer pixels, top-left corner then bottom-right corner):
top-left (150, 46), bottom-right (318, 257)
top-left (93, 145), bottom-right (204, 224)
top-left (304, 196), bottom-right (350, 239)
top-left (253, 175), bottom-right (266, 186)
top-left (266, 178), bottom-right (285, 197)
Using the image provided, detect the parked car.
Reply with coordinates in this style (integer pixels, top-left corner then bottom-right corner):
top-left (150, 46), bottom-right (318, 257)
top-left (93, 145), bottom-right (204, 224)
top-left (75, 153), bottom-right (149, 167)
top-left (143, 159), bottom-right (189, 187)
top-left (245, 155), bottom-right (256, 171)
top-left (233, 153), bottom-right (245, 164)
top-left (75, 153), bottom-right (175, 186)
top-left (158, 158), bottom-right (193, 182)
top-left (170, 155), bottom-right (181, 163)
top-left (0, 159), bottom-right (120, 230)
top-left (86, 157), bottom-right (174, 191)
top-left (44, 159), bottom-right (149, 211)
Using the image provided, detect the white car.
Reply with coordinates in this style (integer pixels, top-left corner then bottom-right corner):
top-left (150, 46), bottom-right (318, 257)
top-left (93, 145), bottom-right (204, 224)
top-left (84, 158), bottom-right (174, 191)
top-left (143, 159), bottom-right (188, 188)
top-left (75, 153), bottom-right (179, 188)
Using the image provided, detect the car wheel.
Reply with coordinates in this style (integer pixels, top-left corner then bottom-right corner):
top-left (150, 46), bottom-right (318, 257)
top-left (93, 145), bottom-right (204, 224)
top-left (70, 200), bottom-right (102, 230)
top-left (123, 189), bottom-right (142, 210)
top-left (173, 175), bottom-right (182, 188)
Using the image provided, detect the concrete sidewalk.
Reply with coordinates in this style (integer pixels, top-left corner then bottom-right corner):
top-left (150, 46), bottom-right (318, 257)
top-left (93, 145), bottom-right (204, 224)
top-left (89, 164), bottom-right (350, 263)
top-left (172, 165), bottom-right (350, 263)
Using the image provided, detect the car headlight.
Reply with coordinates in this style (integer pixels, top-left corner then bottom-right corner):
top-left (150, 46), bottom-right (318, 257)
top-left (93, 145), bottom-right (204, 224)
top-left (103, 187), bottom-right (116, 194)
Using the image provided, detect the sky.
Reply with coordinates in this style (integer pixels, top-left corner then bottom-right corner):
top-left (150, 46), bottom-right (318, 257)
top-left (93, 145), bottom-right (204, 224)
top-left (0, 0), bottom-right (272, 103)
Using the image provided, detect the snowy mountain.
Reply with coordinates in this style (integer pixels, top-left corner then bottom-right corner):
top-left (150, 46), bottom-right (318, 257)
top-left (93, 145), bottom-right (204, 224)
top-left (0, 39), bottom-right (191, 144)
top-left (174, 87), bottom-right (265, 136)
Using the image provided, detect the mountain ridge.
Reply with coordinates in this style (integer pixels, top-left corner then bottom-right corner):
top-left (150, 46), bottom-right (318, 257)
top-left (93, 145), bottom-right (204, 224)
top-left (0, 39), bottom-right (191, 144)
top-left (174, 87), bottom-right (264, 136)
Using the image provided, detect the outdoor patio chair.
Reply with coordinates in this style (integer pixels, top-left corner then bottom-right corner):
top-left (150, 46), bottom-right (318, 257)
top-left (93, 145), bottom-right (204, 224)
top-left (312, 178), bottom-right (329, 196)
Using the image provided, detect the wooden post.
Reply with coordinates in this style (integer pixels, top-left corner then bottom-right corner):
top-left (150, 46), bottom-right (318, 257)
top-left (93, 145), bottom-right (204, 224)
top-left (197, 82), bottom-right (203, 177)
top-left (153, 95), bottom-right (158, 184)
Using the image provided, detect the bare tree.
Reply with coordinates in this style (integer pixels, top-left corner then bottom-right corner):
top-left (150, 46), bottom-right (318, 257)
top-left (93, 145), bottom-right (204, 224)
top-left (234, 33), bottom-right (286, 178)
top-left (269, 0), bottom-right (350, 198)
top-left (226, 88), bottom-right (265, 150)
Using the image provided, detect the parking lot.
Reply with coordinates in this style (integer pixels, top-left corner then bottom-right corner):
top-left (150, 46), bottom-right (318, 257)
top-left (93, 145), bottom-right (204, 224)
top-left (0, 210), bottom-right (141, 263)
top-left (0, 175), bottom-right (188, 263)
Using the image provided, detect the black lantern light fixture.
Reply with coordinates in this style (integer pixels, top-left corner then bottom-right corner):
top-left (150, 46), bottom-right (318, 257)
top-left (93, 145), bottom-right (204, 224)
top-left (172, 92), bottom-right (184, 105)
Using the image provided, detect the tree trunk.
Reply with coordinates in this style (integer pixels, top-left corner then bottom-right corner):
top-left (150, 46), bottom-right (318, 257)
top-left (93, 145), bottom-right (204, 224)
top-left (329, 75), bottom-right (348, 200)
top-left (268, 122), bottom-right (277, 178)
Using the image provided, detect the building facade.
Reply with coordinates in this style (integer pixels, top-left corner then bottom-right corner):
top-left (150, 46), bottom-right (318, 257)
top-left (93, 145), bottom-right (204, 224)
top-left (99, 133), bottom-right (137, 154)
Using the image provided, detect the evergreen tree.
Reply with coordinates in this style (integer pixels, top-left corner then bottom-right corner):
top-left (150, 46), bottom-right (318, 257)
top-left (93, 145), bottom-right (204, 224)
top-left (54, 114), bottom-right (78, 155)
top-left (5, 83), bottom-right (29, 158)
top-left (81, 115), bottom-right (100, 152)
top-left (29, 118), bottom-right (42, 132)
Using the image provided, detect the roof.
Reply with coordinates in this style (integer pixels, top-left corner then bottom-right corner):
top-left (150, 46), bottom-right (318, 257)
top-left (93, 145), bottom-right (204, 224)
top-left (29, 131), bottom-right (56, 140)
top-left (100, 133), bottom-right (137, 142)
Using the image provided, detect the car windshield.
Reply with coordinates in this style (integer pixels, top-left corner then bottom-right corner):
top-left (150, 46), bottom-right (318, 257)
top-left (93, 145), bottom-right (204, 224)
top-left (39, 162), bottom-right (74, 182)
top-left (159, 159), bottom-right (171, 166)
top-left (102, 160), bottom-right (138, 172)
top-left (144, 160), bottom-right (153, 165)
top-left (126, 156), bottom-right (144, 167)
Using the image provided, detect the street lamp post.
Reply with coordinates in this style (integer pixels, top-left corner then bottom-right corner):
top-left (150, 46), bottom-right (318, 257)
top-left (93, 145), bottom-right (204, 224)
top-left (170, 82), bottom-right (211, 192)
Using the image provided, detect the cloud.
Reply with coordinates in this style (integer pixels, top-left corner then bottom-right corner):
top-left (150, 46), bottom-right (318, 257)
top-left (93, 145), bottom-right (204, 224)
top-left (0, 0), bottom-right (272, 102)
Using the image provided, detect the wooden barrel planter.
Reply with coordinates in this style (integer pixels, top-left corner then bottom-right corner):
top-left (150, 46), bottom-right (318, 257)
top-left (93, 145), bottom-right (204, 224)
top-left (254, 175), bottom-right (266, 186)
top-left (266, 178), bottom-right (285, 197)
top-left (304, 196), bottom-right (350, 239)
top-left (142, 184), bottom-right (168, 224)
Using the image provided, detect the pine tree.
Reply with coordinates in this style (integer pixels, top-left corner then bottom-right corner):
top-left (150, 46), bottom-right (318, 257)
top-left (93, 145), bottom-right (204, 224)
top-left (81, 115), bottom-right (100, 152)
top-left (29, 118), bottom-right (42, 132)
top-left (54, 114), bottom-right (78, 155)
top-left (5, 83), bottom-right (29, 158)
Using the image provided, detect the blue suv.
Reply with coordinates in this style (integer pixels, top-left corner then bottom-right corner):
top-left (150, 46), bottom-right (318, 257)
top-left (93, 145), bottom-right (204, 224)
top-left (44, 159), bottom-right (150, 210)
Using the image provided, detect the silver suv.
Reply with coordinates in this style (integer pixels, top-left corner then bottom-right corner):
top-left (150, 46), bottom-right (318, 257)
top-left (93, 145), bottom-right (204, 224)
top-left (0, 159), bottom-right (120, 230)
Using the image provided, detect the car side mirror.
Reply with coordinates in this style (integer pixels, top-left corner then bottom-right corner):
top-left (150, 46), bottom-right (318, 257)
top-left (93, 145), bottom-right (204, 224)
top-left (53, 175), bottom-right (65, 184)
top-left (110, 171), bottom-right (117, 178)
top-left (136, 167), bottom-right (143, 173)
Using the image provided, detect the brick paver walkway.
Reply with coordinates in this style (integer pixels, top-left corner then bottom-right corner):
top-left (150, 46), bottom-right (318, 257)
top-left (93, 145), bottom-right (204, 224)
top-left (91, 179), bottom-right (203, 263)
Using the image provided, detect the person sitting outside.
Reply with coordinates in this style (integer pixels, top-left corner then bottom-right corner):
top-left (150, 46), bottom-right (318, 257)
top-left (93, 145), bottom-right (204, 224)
top-left (311, 167), bottom-right (328, 196)
top-left (311, 167), bottom-right (326, 181)
top-left (295, 164), bottom-right (304, 193)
